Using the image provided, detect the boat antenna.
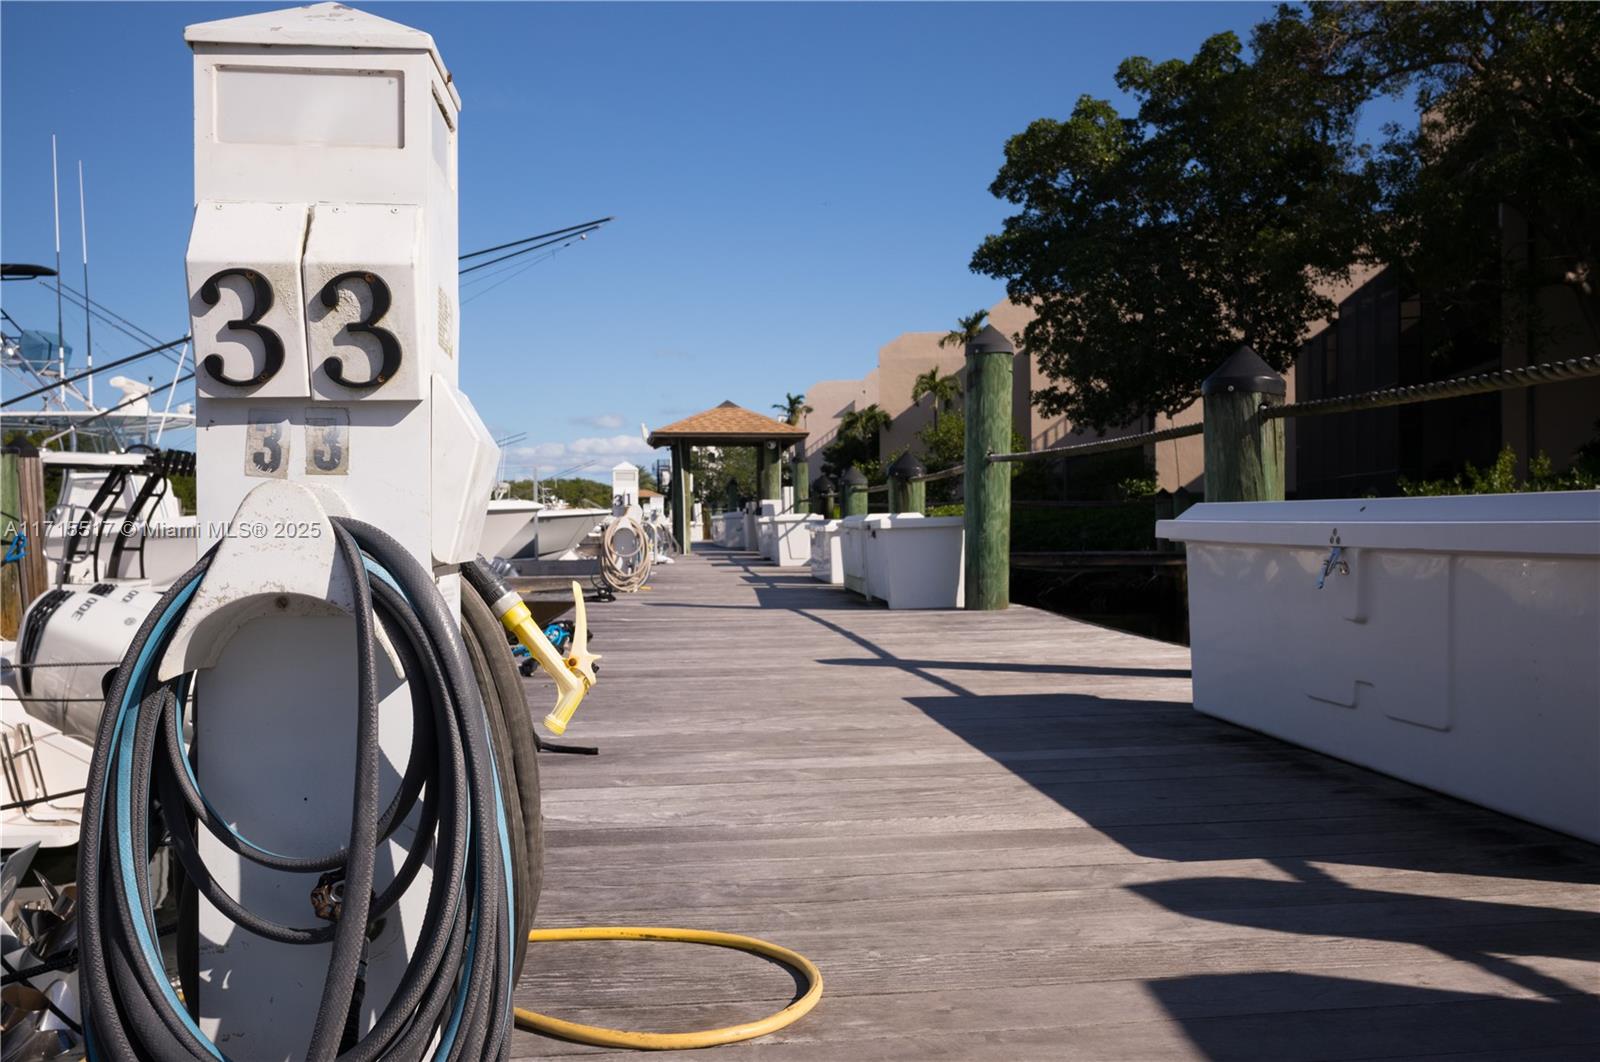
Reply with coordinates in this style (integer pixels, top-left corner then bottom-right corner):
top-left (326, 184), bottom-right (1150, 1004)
top-left (78, 159), bottom-right (94, 406)
top-left (51, 135), bottom-right (66, 415)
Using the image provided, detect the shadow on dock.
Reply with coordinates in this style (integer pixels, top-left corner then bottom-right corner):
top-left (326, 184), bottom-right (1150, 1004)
top-left (533, 546), bottom-right (1600, 1059)
top-left (708, 545), bottom-right (1600, 1060)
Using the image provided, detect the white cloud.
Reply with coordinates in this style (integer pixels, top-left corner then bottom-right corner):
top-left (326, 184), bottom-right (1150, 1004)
top-left (503, 434), bottom-right (659, 476)
top-left (574, 413), bottom-right (625, 430)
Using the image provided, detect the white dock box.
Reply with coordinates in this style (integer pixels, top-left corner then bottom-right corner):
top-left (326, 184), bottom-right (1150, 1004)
top-left (810, 519), bottom-right (844, 584)
top-left (839, 515), bottom-right (872, 597)
top-left (867, 514), bottom-right (965, 609)
top-left (1159, 492), bottom-right (1600, 842)
top-left (769, 514), bottom-right (820, 568)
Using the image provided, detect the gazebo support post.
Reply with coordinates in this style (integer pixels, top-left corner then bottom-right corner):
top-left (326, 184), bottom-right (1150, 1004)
top-left (790, 451), bottom-right (809, 513)
top-left (672, 441), bottom-right (692, 554)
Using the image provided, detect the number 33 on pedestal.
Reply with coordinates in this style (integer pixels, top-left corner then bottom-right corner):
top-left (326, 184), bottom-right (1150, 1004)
top-left (198, 267), bottom-right (403, 392)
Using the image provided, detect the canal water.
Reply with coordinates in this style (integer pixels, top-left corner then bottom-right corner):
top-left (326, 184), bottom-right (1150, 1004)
top-left (1010, 562), bottom-right (1191, 645)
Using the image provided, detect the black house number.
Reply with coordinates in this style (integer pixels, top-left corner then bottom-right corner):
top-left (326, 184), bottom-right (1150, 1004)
top-left (199, 270), bottom-right (403, 390)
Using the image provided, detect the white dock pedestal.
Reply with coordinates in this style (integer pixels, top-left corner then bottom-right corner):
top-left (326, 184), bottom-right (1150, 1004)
top-left (839, 515), bottom-right (872, 597)
top-left (769, 514), bottom-right (821, 568)
top-left (1160, 492), bottom-right (1600, 843)
top-left (868, 515), bottom-right (965, 609)
top-left (714, 512), bottom-right (744, 548)
top-left (810, 520), bottom-right (843, 584)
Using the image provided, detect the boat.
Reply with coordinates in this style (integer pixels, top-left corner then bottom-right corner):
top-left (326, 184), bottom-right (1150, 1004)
top-left (521, 505), bottom-right (612, 560)
top-left (1, 662), bottom-right (90, 852)
top-left (479, 493), bottom-right (543, 559)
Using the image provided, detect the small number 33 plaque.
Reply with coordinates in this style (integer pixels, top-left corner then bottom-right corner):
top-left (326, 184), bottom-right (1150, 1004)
top-left (305, 408), bottom-right (351, 475)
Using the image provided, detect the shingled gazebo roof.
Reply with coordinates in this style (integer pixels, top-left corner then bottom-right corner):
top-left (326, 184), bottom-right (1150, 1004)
top-left (646, 401), bottom-right (808, 448)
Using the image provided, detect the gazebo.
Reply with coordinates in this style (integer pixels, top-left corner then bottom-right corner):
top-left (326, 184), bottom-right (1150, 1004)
top-left (647, 401), bottom-right (808, 553)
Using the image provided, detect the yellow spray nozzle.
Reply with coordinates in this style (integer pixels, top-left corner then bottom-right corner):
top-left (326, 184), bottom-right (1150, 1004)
top-left (496, 581), bottom-right (599, 736)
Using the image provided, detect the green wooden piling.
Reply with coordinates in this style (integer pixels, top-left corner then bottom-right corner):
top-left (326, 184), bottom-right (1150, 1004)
top-left (841, 467), bottom-right (869, 516)
top-left (810, 475), bottom-right (835, 517)
top-left (963, 325), bottom-right (1014, 610)
top-left (1, 445), bottom-right (21, 638)
top-left (888, 451), bottom-right (926, 515)
top-left (758, 444), bottom-right (782, 502)
top-left (1201, 345), bottom-right (1286, 503)
top-left (791, 454), bottom-right (809, 513)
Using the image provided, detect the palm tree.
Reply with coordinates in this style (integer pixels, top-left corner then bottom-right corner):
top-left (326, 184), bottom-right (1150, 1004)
top-left (910, 367), bottom-right (962, 427)
top-left (938, 309), bottom-right (990, 350)
top-left (772, 392), bottom-right (814, 426)
top-left (840, 404), bottom-right (892, 439)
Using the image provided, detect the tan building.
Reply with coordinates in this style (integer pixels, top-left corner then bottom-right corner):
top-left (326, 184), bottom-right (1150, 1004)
top-left (795, 296), bottom-right (1218, 492)
top-left (796, 263), bottom-right (1387, 496)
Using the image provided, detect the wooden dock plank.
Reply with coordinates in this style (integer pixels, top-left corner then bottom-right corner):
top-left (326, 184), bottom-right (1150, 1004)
top-left (511, 547), bottom-right (1600, 1060)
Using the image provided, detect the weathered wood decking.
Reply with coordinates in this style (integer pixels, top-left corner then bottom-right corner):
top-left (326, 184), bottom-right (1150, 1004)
top-left (513, 546), bottom-right (1600, 1060)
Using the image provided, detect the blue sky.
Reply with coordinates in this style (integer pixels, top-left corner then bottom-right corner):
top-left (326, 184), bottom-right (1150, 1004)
top-left (5, 1), bottom-right (1320, 478)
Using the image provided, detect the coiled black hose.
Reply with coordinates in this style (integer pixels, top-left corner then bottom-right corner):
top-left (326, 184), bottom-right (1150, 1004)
top-left (77, 517), bottom-right (513, 1060)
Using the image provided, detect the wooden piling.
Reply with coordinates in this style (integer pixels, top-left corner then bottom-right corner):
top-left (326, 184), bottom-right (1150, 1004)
top-left (2, 440), bottom-right (49, 636)
top-left (841, 467), bottom-right (869, 517)
top-left (758, 444), bottom-right (782, 502)
top-left (963, 325), bottom-right (1014, 610)
top-left (888, 452), bottom-right (926, 515)
top-left (790, 454), bottom-right (809, 513)
top-left (810, 476), bottom-right (835, 517)
top-left (1201, 345), bottom-right (1286, 503)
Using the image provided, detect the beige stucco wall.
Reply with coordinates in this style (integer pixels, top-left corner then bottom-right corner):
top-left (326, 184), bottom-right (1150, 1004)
top-left (796, 370), bottom-right (878, 480)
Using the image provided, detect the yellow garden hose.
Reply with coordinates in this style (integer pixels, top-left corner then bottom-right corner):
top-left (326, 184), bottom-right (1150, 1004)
top-left (514, 927), bottom-right (824, 1050)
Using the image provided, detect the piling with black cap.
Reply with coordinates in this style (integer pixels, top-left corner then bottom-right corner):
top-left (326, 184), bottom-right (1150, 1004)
top-left (888, 451), bottom-right (927, 515)
top-left (964, 324), bottom-right (1014, 610)
top-left (1201, 345), bottom-right (1286, 502)
top-left (811, 475), bottom-right (836, 517)
top-left (840, 466), bottom-right (869, 517)
top-left (757, 441), bottom-right (782, 502)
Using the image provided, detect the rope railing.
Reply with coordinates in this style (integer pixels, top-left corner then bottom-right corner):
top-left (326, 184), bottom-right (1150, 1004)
top-left (910, 464), bottom-right (964, 484)
top-left (911, 353), bottom-right (1600, 474)
top-left (990, 421), bottom-right (1205, 465)
top-left (1264, 354), bottom-right (1600, 420)
top-left (884, 354), bottom-right (1599, 494)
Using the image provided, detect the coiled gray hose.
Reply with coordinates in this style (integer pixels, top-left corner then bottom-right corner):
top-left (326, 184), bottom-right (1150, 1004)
top-left (78, 517), bottom-right (513, 1060)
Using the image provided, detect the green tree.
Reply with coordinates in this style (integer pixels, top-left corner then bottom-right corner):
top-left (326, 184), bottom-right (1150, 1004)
top-left (974, 5), bottom-right (1599, 431)
top-left (690, 445), bottom-right (757, 505)
top-left (1285, 2), bottom-right (1600, 345)
top-left (910, 367), bottom-right (962, 428)
top-left (821, 404), bottom-right (891, 481)
top-left (771, 392), bottom-right (814, 426)
top-left (938, 310), bottom-right (990, 350)
top-left (973, 28), bottom-right (1373, 430)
